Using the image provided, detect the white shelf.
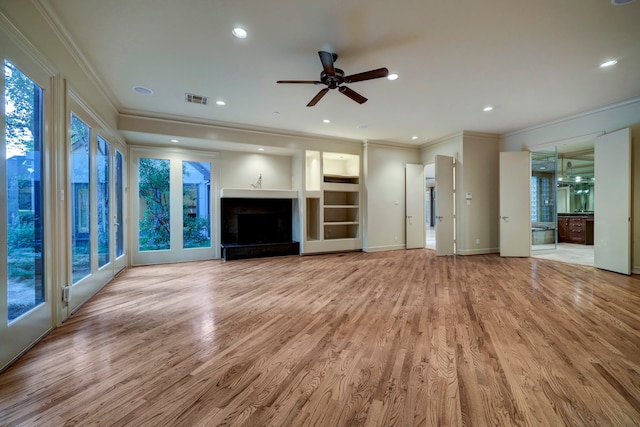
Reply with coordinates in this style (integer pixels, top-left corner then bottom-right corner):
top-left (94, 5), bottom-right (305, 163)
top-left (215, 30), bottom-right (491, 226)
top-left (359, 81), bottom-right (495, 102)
top-left (324, 221), bottom-right (359, 225)
top-left (302, 151), bottom-right (362, 253)
top-left (322, 182), bottom-right (360, 192)
top-left (220, 188), bottom-right (298, 199)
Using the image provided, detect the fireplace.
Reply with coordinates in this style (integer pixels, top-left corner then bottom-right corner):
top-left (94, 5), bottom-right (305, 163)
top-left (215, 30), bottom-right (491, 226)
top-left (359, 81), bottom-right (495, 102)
top-left (237, 213), bottom-right (279, 244)
top-left (221, 197), bottom-right (299, 260)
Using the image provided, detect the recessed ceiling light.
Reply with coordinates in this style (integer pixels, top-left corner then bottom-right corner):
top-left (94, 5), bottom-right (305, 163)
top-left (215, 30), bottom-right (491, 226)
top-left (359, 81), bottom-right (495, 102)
top-left (357, 124), bottom-right (368, 129)
top-left (170, 139), bottom-right (179, 143)
top-left (600, 59), bottom-right (618, 68)
top-left (133, 86), bottom-right (153, 95)
top-left (258, 147), bottom-right (265, 151)
top-left (216, 100), bottom-right (226, 106)
top-left (323, 119), bottom-right (330, 123)
top-left (483, 106), bottom-right (494, 112)
top-left (272, 111), bottom-right (280, 116)
top-left (411, 136), bottom-right (419, 140)
top-left (387, 73), bottom-right (399, 81)
top-left (232, 27), bottom-right (247, 39)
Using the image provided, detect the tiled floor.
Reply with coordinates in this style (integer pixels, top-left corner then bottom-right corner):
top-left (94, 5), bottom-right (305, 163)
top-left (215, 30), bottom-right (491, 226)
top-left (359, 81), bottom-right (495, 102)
top-left (531, 243), bottom-right (594, 266)
top-left (426, 227), bottom-right (594, 267)
top-left (426, 226), bottom-right (435, 249)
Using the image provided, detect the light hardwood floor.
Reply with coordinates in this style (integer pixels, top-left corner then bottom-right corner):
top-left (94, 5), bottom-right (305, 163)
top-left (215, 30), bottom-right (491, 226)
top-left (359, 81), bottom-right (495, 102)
top-left (1, 250), bottom-right (639, 426)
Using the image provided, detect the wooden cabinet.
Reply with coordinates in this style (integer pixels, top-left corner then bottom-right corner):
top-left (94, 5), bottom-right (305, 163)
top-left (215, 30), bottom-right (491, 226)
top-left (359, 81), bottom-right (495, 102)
top-left (558, 216), bottom-right (593, 245)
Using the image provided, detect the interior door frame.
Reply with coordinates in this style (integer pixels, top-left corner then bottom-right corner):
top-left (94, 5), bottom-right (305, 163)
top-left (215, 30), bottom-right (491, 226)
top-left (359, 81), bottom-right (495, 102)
top-left (435, 155), bottom-right (455, 255)
top-left (405, 163), bottom-right (425, 249)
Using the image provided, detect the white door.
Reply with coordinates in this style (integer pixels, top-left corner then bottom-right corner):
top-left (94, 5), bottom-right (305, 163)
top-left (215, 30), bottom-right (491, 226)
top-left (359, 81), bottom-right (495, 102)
top-left (405, 164), bottom-right (425, 249)
top-left (113, 148), bottom-right (127, 273)
top-left (435, 155), bottom-right (455, 255)
top-left (131, 148), bottom-right (217, 266)
top-left (594, 128), bottom-right (631, 275)
top-left (1, 49), bottom-right (53, 371)
top-left (499, 151), bottom-right (531, 257)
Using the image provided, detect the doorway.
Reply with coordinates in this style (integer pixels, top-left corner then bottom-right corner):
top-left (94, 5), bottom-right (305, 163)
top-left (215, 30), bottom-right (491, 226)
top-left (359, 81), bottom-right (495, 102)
top-left (425, 163), bottom-right (436, 249)
top-left (130, 147), bottom-right (217, 265)
top-left (531, 145), bottom-right (595, 267)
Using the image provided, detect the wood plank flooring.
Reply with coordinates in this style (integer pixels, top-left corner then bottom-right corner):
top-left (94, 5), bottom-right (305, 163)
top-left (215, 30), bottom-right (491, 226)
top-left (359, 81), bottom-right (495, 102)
top-left (1, 250), bottom-right (639, 426)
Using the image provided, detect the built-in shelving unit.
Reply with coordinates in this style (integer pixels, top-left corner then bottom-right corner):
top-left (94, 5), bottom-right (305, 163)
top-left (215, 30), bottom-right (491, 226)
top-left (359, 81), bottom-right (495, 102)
top-left (302, 150), bottom-right (362, 254)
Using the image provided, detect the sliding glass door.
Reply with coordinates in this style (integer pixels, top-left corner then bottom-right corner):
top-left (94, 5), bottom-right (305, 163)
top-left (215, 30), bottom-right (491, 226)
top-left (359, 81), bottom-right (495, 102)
top-left (131, 147), bottom-right (216, 265)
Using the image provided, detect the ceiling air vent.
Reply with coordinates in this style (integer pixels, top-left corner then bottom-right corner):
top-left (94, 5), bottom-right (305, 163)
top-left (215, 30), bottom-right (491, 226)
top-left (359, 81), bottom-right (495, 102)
top-left (185, 93), bottom-right (208, 105)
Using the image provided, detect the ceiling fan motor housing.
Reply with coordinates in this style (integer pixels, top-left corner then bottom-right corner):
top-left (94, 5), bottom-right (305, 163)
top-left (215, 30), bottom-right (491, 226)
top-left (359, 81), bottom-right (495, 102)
top-left (321, 68), bottom-right (345, 89)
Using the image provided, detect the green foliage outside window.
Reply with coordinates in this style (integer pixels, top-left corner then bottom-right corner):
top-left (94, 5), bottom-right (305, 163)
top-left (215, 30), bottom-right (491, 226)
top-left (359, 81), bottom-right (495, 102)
top-left (139, 158), bottom-right (171, 251)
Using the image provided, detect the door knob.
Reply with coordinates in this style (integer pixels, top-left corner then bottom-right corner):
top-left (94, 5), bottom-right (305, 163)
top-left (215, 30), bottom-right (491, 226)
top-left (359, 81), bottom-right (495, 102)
top-left (436, 216), bottom-right (444, 221)
top-left (500, 216), bottom-right (509, 220)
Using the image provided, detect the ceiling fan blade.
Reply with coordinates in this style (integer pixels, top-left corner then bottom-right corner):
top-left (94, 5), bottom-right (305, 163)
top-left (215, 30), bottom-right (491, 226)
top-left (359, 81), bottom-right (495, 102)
top-left (277, 80), bottom-right (323, 84)
top-left (307, 88), bottom-right (330, 107)
top-left (318, 51), bottom-right (336, 76)
top-left (344, 67), bottom-right (389, 83)
top-left (339, 86), bottom-right (368, 104)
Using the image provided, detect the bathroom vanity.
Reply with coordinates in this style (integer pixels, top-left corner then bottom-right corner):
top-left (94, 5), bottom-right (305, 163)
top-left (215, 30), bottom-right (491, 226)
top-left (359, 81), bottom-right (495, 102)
top-left (558, 214), bottom-right (594, 245)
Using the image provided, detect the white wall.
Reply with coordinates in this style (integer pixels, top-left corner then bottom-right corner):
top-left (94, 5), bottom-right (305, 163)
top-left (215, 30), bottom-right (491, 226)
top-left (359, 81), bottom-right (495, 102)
top-left (364, 142), bottom-right (420, 252)
top-left (219, 151), bottom-right (293, 190)
top-left (460, 134), bottom-right (499, 254)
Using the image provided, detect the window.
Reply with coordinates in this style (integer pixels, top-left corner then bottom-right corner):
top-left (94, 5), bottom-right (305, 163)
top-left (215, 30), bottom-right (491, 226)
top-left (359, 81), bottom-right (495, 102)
top-left (530, 176), bottom-right (539, 222)
top-left (97, 136), bottom-right (110, 267)
top-left (4, 60), bottom-right (45, 322)
top-left (138, 158), bottom-right (171, 251)
top-left (70, 113), bottom-right (91, 282)
top-left (182, 161), bottom-right (211, 248)
top-left (114, 150), bottom-right (124, 258)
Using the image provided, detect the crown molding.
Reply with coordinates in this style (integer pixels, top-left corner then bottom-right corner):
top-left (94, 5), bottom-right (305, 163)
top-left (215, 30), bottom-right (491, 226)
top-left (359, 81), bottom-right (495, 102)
top-left (119, 111), bottom-right (362, 147)
top-left (419, 131), bottom-right (464, 151)
top-left (0, 10), bottom-right (57, 75)
top-left (503, 96), bottom-right (640, 138)
top-left (68, 88), bottom-right (126, 147)
top-left (363, 140), bottom-right (420, 151)
top-left (461, 131), bottom-right (500, 142)
top-left (34, 0), bottom-right (120, 117)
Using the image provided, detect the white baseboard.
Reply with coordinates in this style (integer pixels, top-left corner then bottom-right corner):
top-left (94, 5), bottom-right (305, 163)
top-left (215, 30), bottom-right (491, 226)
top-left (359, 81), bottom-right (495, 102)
top-left (364, 244), bottom-right (406, 253)
top-left (457, 247), bottom-right (500, 255)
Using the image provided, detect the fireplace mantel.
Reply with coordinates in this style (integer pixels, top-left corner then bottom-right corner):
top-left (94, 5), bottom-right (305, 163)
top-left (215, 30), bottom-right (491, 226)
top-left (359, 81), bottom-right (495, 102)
top-left (220, 188), bottom-right (298, 199)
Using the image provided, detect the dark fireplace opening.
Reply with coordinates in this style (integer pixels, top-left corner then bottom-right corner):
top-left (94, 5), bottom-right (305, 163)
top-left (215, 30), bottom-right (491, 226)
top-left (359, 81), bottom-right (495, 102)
top-left (238, 213), bottom-right (279, 244)
top-left (221, 197), bottom-right (299, 260)
top-left (221, 198), bottom-right (293, 245)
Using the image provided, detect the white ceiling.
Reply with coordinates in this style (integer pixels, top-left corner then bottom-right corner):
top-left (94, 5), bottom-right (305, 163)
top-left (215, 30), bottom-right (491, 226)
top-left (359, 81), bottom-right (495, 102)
top-left (43, 0), bottom-right (640, 147)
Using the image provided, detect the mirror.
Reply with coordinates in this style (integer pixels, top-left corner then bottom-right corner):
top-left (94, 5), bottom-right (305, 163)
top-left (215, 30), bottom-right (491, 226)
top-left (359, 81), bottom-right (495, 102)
top-left (557, 149), bottom-right (594, 213)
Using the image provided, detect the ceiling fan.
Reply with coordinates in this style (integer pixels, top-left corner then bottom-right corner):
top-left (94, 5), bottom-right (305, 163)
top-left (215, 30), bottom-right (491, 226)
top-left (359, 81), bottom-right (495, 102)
top-left (277, 51), bottom-right (389, 107)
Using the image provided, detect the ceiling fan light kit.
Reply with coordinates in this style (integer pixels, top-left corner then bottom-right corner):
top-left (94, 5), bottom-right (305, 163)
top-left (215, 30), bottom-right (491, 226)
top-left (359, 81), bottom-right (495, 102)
top-left (277, 51), bottom-right (389, 107)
